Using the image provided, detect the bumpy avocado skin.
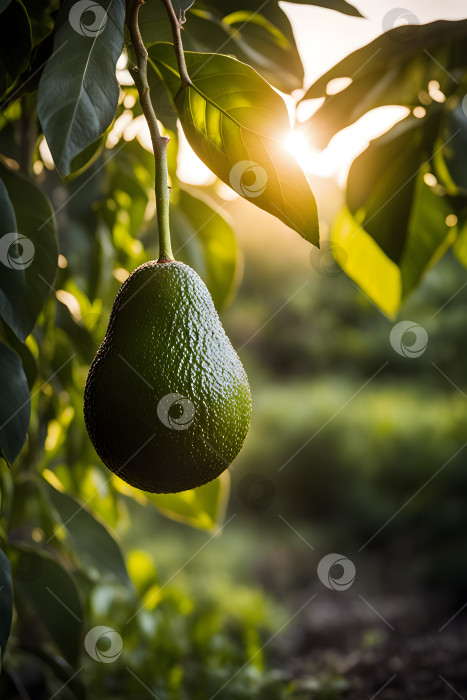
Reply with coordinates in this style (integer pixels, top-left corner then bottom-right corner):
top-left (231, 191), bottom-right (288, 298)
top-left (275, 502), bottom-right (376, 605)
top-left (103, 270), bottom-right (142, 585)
top-left (84, 260), bottom-right (251, 493)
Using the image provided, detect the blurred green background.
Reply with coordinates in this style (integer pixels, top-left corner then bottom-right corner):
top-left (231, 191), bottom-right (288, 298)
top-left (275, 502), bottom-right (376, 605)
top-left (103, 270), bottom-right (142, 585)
top-left (2, 0), bottom-right (467, 696)
top-left (4, 160), bottom-right (466, 698)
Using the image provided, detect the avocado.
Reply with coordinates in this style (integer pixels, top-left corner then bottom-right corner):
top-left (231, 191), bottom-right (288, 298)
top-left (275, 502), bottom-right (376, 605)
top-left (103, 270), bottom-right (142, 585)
top-left (84, 259), bottom-right (251, 493)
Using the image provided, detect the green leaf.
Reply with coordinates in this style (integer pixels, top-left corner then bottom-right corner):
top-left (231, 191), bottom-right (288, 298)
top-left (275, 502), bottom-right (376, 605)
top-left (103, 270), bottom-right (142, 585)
top-left (140, 4), bottom-right (303, 95)
top-left (67, 132), bottom-right (107, 181)
top-left (37, 0), bottom-right (125, 176)
top-left (399, 171), bottom-right (454, 297)
top-left (0, 0), bottom-right (32, 99)
top-left (184, 1), bottom-right (306, 92)
top-left (284, 0), bottom-right (363, 17)
top-left (138, 2), bottom-right (172, 44)
top-left (0, 317), bottom-right (38, 388)
top-left (0, 161), bottom-right (58, 341)
top-left (346, 117), bottom-right (435, 263)
top-left (150, 472), bottom-right (230, 531)
top-left (115, 472), bottom-right (230, 532)
top-left (0, 177), bottom-right (17, 233)
top-left (0, 178), bottom-right (27, 337)
top-left (18, 645), bottom-right (86, 700)
top-left (148, 43), bottom-right (319, 245)
top-left (43, 479), bottom-right (131, 587)
top-left (332, 172), bottom-right (454, 316)
top-left (304, 19), bottom-right (467, 99)
top-left (170, 188), bottom-right (239, 309)
top-left (221, 11), bottom-right (304, 93)
top-left (11, 544), bottom-right (84, 665)
top-left (0, 547), bottom-right (13, 660)
top-left (302, 19), bottom-right (467, 147)
top-left (0, 341), bottom-right (30, 465)
top-left (453, 220), bottom-right (467, 269)
top-left (22, 0), bottom-right (59, 46)
top-left (434, 95), bottom-right (467, 196)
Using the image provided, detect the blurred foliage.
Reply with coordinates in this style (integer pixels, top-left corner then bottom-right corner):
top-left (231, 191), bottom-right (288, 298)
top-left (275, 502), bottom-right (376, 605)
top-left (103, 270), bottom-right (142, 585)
top-left (303, 19), bottom-right (467, 314)
top-left (225, 238), bottom-right (467, 591)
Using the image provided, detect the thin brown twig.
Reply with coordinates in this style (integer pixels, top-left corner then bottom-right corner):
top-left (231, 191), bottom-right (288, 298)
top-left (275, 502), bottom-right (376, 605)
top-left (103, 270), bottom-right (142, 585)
top-left (159, 0), bottom-right (193, 88)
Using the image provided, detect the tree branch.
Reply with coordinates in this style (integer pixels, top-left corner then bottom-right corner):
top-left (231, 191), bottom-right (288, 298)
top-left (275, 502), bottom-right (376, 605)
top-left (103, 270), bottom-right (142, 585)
top-left (160, 0), bottom-right (193, 88)
top-left (126, 0), bottom-right (173, 261)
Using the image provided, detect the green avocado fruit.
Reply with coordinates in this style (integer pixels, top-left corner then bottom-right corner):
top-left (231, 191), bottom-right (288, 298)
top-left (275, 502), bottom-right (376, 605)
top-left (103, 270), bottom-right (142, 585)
top-left (84, 259), bottom-right (251, 493)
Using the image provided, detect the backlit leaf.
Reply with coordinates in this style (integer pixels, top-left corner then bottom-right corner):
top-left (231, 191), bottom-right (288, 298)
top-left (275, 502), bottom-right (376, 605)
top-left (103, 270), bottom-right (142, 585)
top-left (332, 172), bottom-right (454, 316)
top-left (114, 471), bottom-right (230, 532)
top-left (148, 43), bottom-right (319, 245)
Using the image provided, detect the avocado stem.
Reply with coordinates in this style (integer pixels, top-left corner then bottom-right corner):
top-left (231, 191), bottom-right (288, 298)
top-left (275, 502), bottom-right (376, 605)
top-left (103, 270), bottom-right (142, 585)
top-left (126, 0), bottom-right (174, 261)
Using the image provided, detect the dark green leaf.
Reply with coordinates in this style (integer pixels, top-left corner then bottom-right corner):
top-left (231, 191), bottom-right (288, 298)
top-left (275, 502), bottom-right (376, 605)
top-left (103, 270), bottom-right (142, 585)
top-left (0, 176), bottom-right (27, 336)
top-left (304, 19), bottom-right (467, 98)
top-left (0, 341), bottom-right (30, 465)
top-left (221, 11), bottom-right (304, 92)
top-left (148, 43), bottom-right (319, 245)
top-left (8, 476), bottom-right (59, 544)
top-left (55, 301), bottom-right (96, 364)
top-left (346, 118), bottom-right (429, 262)
top-left (0, 161), bottom-right (58, 341)
top-left (141, 5), bottom-right (303, 94)
top-left (43, 480), bottom-right (131, 587)
top-left (67, 132), bottom-right (106, 181)
top-left (0, 320), bottom-right (37, 388)
top-left (0, 0), bottom-right (32, 99)
top-left (171, 188), bottom-right (238, 309)
top-left (434, 94), bottom-right (467, 196)
top-left (12, 544), bottom-right (84, 665)
top-left (18, 645), bottom-right (86, 700)
top-left (138, 2), bottom-right (172, 44)
top-left (188, 3), bottom-right (304, 92)
top-left (0, 178), bottom-right (17, 233)
top-left (0, 547), bottom-right (13, 660)
top-left (332, 171), bottom-right (453, 316)
top-left (304, 58), bottom-right (429, 149)
top-left (453, 219), bottom-right (467, 268)
top-left (284, 0), bottom-right (363, 16)
top-left (399, 170), bottom-right (453, 297)
top-left (37, 0), bottom-right (125, 176)
top-left (22, 0), bottom-right (59, 46)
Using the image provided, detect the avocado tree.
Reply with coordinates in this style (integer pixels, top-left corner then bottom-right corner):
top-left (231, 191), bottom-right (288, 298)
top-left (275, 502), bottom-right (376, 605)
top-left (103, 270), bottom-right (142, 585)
top-left (0, 0), bottom-right (466, 696)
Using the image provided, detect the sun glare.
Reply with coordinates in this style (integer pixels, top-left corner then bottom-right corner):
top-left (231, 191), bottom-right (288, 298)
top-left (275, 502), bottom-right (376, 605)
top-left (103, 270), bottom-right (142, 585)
top-left (123, 96), bottom-right (410, 193)
top-left (284, 105), bottom-right (410, 186)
